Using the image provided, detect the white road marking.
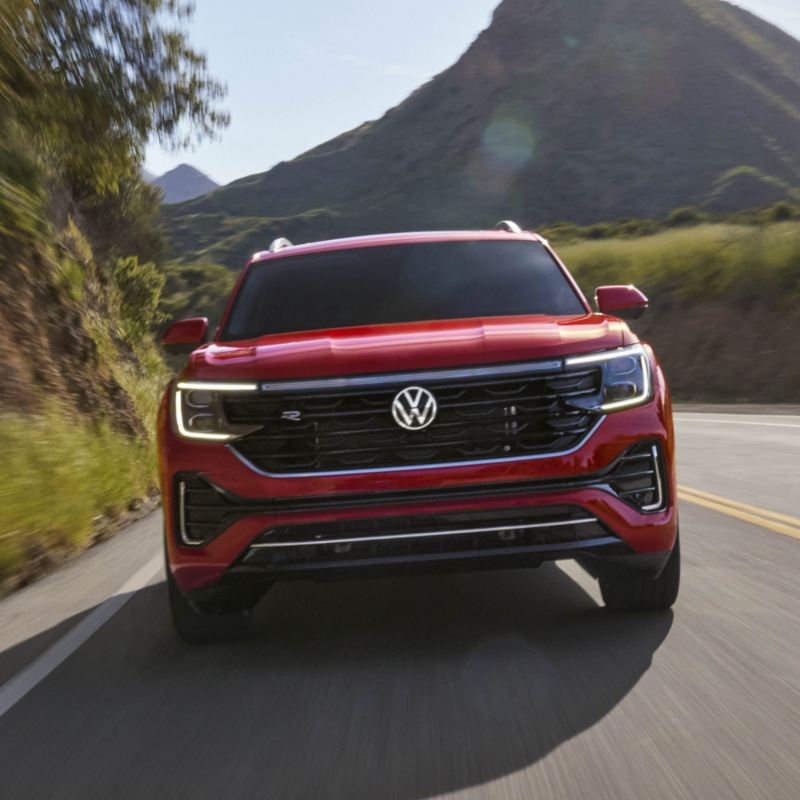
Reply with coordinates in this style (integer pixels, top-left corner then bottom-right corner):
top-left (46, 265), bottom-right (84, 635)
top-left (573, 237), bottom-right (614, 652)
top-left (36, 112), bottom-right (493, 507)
top-left (0, 551), bottom-right (163, 719)
top-left (675, 416), bottom-right (800, 430)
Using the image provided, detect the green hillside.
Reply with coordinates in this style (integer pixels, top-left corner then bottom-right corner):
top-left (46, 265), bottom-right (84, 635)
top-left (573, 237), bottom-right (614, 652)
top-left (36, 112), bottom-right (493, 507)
top-left (163, 0), bottom-right (800, 265)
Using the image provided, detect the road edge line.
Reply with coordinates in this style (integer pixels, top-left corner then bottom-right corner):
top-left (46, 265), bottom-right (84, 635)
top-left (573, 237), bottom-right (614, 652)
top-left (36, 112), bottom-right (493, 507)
top-left (0, 552), bottom-right (163, 719)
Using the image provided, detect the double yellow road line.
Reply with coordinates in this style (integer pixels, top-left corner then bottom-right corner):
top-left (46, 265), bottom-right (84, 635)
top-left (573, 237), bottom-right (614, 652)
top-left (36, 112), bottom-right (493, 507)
top-left (678, 486), bottom-right (800, 540)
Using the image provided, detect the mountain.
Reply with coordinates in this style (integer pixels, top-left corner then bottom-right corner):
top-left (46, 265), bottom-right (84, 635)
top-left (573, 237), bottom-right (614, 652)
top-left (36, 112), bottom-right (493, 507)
top-left (162, 0), bottom-right (800, 267)
top-left (152, 164), bottom-right (218, 204)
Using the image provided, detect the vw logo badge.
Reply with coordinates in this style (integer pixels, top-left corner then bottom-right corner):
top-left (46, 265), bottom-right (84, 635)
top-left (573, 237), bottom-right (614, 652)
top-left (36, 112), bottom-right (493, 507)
top-left (391, 386), bottom-right (438, 431)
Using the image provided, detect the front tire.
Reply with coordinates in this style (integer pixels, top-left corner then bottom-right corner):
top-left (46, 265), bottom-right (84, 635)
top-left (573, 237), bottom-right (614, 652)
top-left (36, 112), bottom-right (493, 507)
top-left (167, 567), bottom-right (252, 644)
top-left (600, 535), bottom-right (681, 612)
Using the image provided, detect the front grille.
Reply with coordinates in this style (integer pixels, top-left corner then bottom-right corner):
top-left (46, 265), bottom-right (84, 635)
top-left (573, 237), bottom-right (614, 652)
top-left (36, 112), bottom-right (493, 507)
top-left (241, 505), bottom-right (620, 570)
top-left (225, 363), bottom-right (602, 474)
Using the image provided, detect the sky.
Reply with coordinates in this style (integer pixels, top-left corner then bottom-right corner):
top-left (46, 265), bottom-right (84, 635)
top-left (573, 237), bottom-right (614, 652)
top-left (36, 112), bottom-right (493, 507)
top-left (144, 0), bottom-right (800, 186)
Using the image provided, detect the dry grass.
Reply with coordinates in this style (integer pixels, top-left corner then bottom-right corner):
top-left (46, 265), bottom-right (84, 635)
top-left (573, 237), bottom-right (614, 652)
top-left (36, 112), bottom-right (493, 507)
top-left (558, 222), bottom-right (800, 306)
top-left (0, 404), bottom-right (158, 581)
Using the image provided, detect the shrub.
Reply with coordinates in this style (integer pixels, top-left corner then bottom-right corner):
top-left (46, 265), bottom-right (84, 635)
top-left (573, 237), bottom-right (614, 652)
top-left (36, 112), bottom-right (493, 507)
top-left (764, 202), bottom-right (798, 222)
top-left (665, 206), bottom-right (706, 227)
top-left (113, 256), bottom-right (166, 340)
top-left (585, 223), bottom-right (612, 240)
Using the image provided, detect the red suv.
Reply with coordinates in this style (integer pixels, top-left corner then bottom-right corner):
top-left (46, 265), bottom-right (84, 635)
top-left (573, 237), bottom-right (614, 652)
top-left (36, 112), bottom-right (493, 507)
top-left (158, 224), bottom-right (679, 643)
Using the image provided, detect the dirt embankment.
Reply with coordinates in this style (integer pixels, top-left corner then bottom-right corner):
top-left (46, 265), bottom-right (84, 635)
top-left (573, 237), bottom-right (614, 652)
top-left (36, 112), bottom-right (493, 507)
top-left (633, 299), bottom-right (800, 402)
top-left (0, 249), bottom-right (143, 435)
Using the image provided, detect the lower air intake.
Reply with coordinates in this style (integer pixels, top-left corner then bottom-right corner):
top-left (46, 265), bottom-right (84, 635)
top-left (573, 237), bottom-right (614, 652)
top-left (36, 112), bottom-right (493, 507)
top-left (607, 442), bottom-right (665, 512)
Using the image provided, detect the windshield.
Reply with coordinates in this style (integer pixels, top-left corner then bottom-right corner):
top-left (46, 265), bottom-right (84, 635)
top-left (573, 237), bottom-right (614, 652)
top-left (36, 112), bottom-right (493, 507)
top-left (220, 240), bottom-right (586, 340)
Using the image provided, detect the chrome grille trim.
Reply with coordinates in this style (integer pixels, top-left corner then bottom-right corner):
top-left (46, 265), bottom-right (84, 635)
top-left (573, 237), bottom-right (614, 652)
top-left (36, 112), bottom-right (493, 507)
top-left (605, 442), bottom-right (666, 513)
top-left (640, 445), bottom-right (665, 512)
top-left (249, 517), bottom-right (598, 549)
top-left (178, 480), bottom-right (207, 547)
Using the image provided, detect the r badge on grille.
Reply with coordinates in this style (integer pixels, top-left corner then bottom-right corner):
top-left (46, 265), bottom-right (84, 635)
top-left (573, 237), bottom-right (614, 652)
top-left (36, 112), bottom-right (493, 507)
top-left (391, 386), bottom-right (438, 431)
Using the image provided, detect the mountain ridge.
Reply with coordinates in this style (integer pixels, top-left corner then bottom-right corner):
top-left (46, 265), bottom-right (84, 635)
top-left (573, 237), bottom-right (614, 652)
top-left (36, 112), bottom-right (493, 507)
top-left (163, 0), bottom-right (800, 266)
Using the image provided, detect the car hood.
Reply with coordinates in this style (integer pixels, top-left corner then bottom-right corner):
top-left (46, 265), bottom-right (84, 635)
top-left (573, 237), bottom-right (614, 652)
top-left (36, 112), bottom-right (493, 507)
top-left (184, 314), bottom-right (636, 382)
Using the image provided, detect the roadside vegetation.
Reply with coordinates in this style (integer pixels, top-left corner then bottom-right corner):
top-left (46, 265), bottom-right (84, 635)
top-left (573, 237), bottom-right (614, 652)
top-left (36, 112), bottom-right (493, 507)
top-left (160, 260), bottom-right (238, 330)
top-left (0, 1), bottom-right (225, 588)
top-left (557, 215), bottom-right (800, 401)
top-left (0, 409), bottom-right (155, 580)
top-left (557, 214), bottom-right (800, 306)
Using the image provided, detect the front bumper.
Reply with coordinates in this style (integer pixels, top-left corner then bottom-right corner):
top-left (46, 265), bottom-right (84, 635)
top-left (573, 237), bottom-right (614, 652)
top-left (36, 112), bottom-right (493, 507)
top-left (159, 391), bottom-right (678, 596)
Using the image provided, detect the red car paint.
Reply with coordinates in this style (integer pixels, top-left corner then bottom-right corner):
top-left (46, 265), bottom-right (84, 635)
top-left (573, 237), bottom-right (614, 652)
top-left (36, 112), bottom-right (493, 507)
top-left (159, 230), bottom-right (677, 597)
top-left (595, 285), bottom-right (649, 315)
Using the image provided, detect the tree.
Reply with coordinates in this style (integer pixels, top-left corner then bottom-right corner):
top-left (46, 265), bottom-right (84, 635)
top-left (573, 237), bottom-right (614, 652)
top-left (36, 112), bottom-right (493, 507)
top-left (13, 0), bottom-right (228, 198)
top-left (82, 176), bottom-right (167, 266)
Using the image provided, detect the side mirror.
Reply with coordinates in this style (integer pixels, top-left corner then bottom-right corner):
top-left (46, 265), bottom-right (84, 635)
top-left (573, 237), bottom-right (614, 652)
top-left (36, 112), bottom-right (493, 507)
top-left (595, 285), bottom-right (649, 320)
top-left (160, 317), bottom-right (209, 355)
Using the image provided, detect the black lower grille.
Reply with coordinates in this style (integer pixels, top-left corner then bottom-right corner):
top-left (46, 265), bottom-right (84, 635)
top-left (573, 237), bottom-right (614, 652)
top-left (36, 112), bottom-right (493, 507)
top-left (225, 362), bottom-right (602, 474)
top-left (606, 442), bottom-right (664, 511)
top-left (175, 440), bottom-right (666, 547)
top-left (241, 505), bottom-right (619, 570)
top-left (176, 475), bottom-right (241, 546)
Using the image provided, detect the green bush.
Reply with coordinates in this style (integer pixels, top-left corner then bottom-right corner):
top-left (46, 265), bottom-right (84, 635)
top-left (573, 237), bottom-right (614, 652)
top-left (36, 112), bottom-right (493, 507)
top-left (763, 202), bottom-right (799, 223)
top-left (665, 206), bottom-right (706, 228)
top-left (113, 256), bottom-right (166, 340)
top-left (585, 223), bottom-right (612, 240)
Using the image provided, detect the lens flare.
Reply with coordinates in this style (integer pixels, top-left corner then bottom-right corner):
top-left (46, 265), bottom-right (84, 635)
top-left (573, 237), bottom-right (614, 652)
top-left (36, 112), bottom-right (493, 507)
top-left (481, 117), bottom-right (536, 172)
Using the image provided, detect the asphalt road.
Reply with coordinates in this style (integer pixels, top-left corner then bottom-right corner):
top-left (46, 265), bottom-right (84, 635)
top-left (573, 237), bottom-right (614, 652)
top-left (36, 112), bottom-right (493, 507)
top-left (1, 411), bottom-right (799, 799)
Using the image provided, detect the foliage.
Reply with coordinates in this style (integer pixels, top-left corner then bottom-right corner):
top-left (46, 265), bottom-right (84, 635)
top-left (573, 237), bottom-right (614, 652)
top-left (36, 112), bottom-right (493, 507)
top-left (665, 207), bottom-right (707, 228)
top-left (559, 222), bottom-right (800, 307)
top-left (764, 202), bottom-right (800, 222)
top-left (160, 260), bottom-right (238, 328)
top-left (541, 203), bottom-right (800, 245)
top-left (82, 177), bottom-right (167, 266)
top-left (162, 207), bottom-right (341, 268)
top-left (9, 0), bottom-right (227, 198)
top-left (0, 405), bottom-right (156, 582)
top-left (0, 0), bottom-right (225, 585)
top-left (113, 256), bottom-right (166, 340)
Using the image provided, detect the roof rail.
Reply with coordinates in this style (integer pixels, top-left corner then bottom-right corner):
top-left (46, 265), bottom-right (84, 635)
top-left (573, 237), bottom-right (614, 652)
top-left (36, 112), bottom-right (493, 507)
top-left (495, 220), bottom-right (522, 234)
top-left (268, 237), bottom-right (293, 252)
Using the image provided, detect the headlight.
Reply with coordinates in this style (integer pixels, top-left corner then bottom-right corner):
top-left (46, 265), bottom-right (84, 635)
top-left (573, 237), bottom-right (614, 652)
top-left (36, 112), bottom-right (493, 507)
top-left (565, 344), bottom-right (652, 412)
top-left (173, 381), bottom-right (261, 441)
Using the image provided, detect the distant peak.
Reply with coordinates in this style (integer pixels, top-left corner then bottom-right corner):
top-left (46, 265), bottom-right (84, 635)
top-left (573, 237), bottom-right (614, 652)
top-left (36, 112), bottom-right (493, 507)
top-left (151, 164), bottom-right (219, 204)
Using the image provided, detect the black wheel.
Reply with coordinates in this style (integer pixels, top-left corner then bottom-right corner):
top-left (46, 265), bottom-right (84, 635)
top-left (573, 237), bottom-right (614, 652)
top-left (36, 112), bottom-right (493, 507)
top-left (167, 566), bottom-right (252, 644)
top-left (600, 535), bottom-right (681, 612)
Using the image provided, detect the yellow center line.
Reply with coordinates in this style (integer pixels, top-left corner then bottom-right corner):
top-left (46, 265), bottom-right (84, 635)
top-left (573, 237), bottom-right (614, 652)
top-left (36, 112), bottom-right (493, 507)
top-left (678, 485), bottom-right (800, 541)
